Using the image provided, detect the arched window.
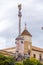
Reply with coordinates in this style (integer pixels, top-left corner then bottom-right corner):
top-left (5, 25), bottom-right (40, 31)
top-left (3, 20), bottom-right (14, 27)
top-left (39, 54), bottom-right (42, 61)
top-left (33, 54), bottom-right (36, 58)
top-left (21, 41), bottom-right (23, 44)
top-left (28, 50), bottom-right (30, 55)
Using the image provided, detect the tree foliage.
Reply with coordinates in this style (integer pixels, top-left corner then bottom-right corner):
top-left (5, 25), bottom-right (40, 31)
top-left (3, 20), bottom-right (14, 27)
top-left (23, 57), bottom-right (43, 65)
top-left (0, 54), bottom-right (14, 65)
top-left (15, 62), bottom-right (23, 65)
top-left (0, 54), bottom-right (43, 65)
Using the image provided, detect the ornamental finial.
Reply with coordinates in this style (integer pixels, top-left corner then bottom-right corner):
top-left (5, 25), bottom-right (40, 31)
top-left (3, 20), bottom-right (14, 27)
top-left (25, 23), bottom-right (27, 30)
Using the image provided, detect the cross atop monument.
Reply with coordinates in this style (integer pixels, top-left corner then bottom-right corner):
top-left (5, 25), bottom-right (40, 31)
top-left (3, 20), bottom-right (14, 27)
top-left (25, 23), bottom-right (27, 30)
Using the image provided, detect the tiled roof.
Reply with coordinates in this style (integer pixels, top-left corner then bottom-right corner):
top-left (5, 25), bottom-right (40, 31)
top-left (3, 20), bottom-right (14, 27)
top-left (32, 46), bottom-right (43, 52)
top-left (1, 47), bottom-right (16, 54)
top-left (3, 47), bottom-right (16, 50)
top-left (21, 29), bottom-right (32, 37)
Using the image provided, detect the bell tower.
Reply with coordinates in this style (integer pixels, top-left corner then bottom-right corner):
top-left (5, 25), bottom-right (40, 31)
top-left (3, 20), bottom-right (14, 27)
top-left (21, 24), bottom-right (32, 57)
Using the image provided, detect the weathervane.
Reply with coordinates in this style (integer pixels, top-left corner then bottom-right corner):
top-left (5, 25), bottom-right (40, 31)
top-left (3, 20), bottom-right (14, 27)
top-left (18, 4), bottom-right (22, 36)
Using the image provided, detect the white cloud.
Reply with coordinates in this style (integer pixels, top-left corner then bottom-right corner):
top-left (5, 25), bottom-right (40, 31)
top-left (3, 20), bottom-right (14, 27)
top-left (0, 37), bottom-right (6, 49)
top-left (0, 19), bottom-right (13, 32)
top-left (0, 0), bottom-right (43, 49)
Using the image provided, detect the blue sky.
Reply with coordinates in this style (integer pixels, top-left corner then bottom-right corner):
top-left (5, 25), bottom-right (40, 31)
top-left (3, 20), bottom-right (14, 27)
top-left (0, 0), bottom-right (43, 49)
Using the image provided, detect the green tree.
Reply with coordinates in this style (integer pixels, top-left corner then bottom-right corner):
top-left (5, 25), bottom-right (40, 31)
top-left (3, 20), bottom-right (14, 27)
top-left (15, 62), bottom-right (23, 65)
top-left (23, 57), bottom-right (43, 65)
top-left (0, 54), bottom-right (15, 65)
